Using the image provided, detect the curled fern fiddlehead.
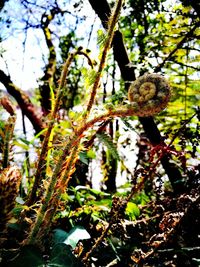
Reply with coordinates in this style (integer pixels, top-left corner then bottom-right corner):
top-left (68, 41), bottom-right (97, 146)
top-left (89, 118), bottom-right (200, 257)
top-left (0, 166), bottom-right (22, 231)
top-left (128, 73), bottom-right (171, 116)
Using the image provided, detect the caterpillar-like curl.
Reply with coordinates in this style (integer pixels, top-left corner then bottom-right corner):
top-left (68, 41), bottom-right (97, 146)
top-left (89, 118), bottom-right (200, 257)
top-left (128, 73), bottom-right (171, 116)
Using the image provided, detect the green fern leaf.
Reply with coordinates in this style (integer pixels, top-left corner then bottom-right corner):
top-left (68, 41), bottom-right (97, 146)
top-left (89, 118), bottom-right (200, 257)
top-left (82, 68), bottom-right (97, 88)
top-left (97, 29), bottom-right (107, 49)
top-left (96, 132), bottom-right (120, 160)
top-left (121, 118), bottom-right (138, 134)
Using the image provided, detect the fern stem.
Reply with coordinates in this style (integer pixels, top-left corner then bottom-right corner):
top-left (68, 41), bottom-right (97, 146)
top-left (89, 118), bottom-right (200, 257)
top-left (35, 145), bottom-right (80, 240)
top-left (26, 48), bottom-right (95, 239)
top-left (26, 98), bottom-right (167, 244)
top-left (25, 134), bottom-right (78, 244)
top-left (84, 0), bottom-right (123, 119)
top-left (26, 69), bottom-right (170, 243)
top-left (82, 222), bottom-right (111, 263)
top-left (26, 51), bottom-right (78, 205)
top-left (77, 106), bottom-right (141, 136)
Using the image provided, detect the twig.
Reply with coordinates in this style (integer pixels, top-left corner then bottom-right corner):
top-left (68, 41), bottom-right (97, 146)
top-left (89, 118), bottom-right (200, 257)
top-left (155, 22), bottom-right (200, 73)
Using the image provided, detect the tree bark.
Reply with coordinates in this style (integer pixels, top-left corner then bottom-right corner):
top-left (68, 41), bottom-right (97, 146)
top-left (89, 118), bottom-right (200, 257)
top-left (39, 8), bottom-right (58, 115)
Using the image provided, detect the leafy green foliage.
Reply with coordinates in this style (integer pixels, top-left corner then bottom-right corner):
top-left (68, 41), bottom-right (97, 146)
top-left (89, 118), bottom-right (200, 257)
top-left (6, 246), bottom-right (44, 267)
top-left (49, 243), bottom-right (83, 267)
top-left (97, 29), bottom-right (107, 49)
top-left (79, 149), bottom-right (96, 165)
top-left (4, 226), bottom-right (89, 267)
top-left (62, 186), bottom-right (112, 223)
top-left (96, 132), bottom-right (120, 160)
top-left (125, 201), bottom-right (140, 220)
top-left (5, 244), bottom-right (84, 267)
top-left (53, 226), bottom-right (90, 249)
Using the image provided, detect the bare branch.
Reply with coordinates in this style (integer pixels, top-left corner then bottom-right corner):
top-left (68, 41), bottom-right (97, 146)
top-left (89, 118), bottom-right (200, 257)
top-left (155, 22), bottom-right (200, 72)
top-left (0, 70), bottom-right (45, 134)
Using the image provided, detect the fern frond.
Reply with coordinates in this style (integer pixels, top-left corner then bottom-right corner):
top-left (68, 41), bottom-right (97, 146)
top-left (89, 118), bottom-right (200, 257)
top-left (121, 118), bottom-right (138, 134)
top-left (97, 132), bottom-right (120, 160)
top-left (97, 29), bottom-right (107, 49)
top-left (82, 68), bottom-right (97, 88)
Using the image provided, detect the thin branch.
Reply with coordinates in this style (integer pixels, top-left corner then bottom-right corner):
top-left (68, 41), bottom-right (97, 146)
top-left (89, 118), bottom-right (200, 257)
top-left (0, 70), bottom-right (45, 134)
top-left (155, 22), bottom-right (200, 72)
top-left (168, 60), bottom-right (200, 71)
